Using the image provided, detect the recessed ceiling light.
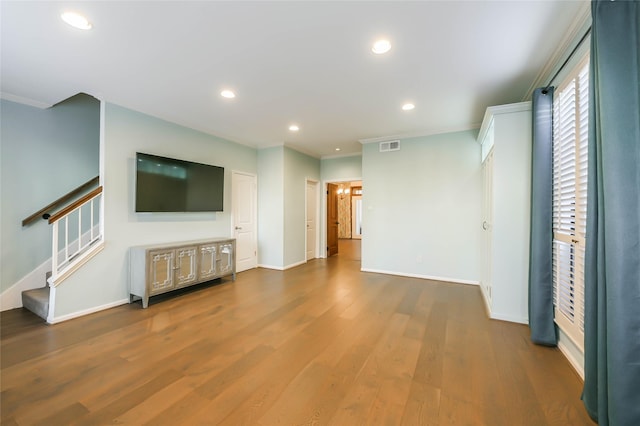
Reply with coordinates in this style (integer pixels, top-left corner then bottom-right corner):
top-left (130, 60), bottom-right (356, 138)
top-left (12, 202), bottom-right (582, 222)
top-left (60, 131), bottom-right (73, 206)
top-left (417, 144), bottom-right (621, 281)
top-left (289, 125), bottom-right (299, 132)
top-left (402, 103), bottom-right (415, 111)
top-left (335, 148), bottom-right (341, 151)
top-left (220, 90), bottom-right (235, 99)
top-left (372, 39), bottom-right (391, 54)
top-left (61, 12), bottom-right (92, 30)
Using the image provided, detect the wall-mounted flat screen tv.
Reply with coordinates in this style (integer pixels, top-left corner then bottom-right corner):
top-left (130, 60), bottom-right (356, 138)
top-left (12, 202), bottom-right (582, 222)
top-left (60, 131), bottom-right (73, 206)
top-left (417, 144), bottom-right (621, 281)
top-left (135, 152), bottom-right (224, 212)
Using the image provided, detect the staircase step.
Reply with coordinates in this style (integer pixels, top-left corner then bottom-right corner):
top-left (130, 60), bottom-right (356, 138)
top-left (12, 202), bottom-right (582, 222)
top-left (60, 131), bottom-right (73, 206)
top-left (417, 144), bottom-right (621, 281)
top-left (22, 287), bottom-right (50, 321)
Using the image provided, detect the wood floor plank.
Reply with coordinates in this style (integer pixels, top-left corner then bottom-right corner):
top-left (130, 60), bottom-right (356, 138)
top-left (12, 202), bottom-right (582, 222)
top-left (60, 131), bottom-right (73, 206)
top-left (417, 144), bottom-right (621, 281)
top-left (195, 344), bottom-right (276, 400)
top-left (255, 361), bottom-right (333, 425)
top-left (438, 394), bottom-right (486, 426)
top-left (217, 315), bottom-right (352, 425)
top-left (32, 402), bottom-right (89, 426)
top-left (329, 313), bottom-right (416, 424)
top-left (113, 377), bottom-right (196, 425)
top-left (0, 240), bottom-right (595, 425)
top-left (285, 291), bottom-right (405, 424)
top-left (5, 355), bottom-right (129, 424)
top-left (400, 379), bottom-right (441, 426)
top-left (412, 300), bottom-right (447, 388)
top-left (74, 368), bottom-right (184, 425)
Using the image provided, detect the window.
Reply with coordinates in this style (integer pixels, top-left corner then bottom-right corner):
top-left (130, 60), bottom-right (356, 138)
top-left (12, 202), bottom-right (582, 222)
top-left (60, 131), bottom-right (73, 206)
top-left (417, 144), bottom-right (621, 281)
top-left (552, 55), bottom-right (589, 350)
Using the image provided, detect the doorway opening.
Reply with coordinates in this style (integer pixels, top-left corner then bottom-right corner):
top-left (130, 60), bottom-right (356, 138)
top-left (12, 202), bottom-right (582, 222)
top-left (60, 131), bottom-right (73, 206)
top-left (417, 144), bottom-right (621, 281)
top-left (325, 180), bottom-right (362, 260)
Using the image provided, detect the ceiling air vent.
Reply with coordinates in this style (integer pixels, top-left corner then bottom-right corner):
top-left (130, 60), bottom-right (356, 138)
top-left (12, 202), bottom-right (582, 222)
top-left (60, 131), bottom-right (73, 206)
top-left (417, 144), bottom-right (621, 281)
top-left (379, 140), bottom-right (400, 152)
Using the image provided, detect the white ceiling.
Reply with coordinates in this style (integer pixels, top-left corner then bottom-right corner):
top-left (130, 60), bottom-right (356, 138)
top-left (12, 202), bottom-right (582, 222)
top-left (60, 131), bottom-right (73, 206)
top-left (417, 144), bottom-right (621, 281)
top-left (1, 1), bottom-right (588, 158)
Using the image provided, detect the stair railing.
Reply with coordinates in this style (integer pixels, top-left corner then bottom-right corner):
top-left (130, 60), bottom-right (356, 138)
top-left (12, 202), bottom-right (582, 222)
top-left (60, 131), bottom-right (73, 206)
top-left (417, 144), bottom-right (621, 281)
top-left (48, 186), bottom-right (104, 285)
top-left (22, 176), bottom-right (99, 226)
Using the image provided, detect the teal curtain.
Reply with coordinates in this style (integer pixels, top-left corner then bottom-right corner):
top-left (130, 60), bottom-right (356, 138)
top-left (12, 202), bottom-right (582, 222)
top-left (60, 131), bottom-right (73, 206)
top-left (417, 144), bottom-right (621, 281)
top-left (528, 87), bottom-right (557, 346)
top-left (582, 1), bottom-right (640, 425)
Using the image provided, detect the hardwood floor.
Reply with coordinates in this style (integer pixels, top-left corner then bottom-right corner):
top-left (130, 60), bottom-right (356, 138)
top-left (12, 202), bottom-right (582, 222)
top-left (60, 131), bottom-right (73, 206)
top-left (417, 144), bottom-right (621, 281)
top-left (1, 240), bottom-right (594, 425)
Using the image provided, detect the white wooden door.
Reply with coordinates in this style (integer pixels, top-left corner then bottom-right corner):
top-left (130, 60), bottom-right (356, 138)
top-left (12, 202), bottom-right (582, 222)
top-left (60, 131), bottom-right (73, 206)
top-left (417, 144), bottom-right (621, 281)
top-left (306, 181), bottom-right (317, 260)
top-left (232, 171), bottom-right (257, 272)
top-left (481, 150), bottom-right (494, 304)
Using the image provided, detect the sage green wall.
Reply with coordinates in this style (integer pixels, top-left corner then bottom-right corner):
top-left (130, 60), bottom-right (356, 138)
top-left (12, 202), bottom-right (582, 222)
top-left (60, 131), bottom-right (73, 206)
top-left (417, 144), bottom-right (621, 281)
top-left (53, 103), bottom-right (257, 318)
top-left (361, 130), bottom-right (482, 283)
top-left (257, 146), bottom-right (284, 268)
top-left (0, 95), bottom-right (100, 292)
top-left (320, 155), bottom-right (362, 182)
top-left (283, 147), bottom-right (320, 267)
top-left (257, 146), bottom-right (320, 269)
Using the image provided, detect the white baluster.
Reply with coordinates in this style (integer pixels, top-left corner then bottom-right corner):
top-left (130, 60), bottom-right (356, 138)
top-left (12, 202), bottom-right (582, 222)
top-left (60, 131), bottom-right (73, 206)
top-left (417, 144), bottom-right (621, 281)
top-left (78, 204), bottom-right (82, 251)
top-left (90, 199), bottom-right (95, 241)
top-left (64, 216), bottom-right (69, 262)
top-left (51, 221), bottom-right (59, 277)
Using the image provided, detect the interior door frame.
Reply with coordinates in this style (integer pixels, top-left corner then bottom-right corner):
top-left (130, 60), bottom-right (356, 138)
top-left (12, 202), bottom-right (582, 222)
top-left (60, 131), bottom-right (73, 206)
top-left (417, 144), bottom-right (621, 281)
top-left (305, 179), bottom-right (320, 261)
top-left (321, 177), bottom-right (362, 259)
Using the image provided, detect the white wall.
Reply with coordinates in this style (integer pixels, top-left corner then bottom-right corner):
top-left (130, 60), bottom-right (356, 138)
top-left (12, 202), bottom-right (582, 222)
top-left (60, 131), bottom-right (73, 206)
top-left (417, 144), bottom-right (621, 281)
top-left (257, 146), bottom-right (284, 268)
top-left (0, 95), bottom-right (100, 294)
top-left (361, 130), bottom-right (482, 284)
top-left (283, 147), bottom-right (320, 267)
top-left (52, 103), bottom-right (257, 319)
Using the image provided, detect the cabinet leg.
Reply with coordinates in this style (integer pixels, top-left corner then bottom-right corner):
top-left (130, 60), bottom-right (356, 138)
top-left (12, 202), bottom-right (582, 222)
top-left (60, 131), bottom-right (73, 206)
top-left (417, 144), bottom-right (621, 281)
top-left (232, 273), bottom-right (236, 281)
top-left (142, 297), bottom-right (149, 309)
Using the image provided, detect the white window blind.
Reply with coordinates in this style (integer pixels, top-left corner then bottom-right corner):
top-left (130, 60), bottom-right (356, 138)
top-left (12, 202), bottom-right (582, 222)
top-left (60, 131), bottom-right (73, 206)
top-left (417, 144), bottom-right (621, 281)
top-left (552, 56), bottom-right (589, 350)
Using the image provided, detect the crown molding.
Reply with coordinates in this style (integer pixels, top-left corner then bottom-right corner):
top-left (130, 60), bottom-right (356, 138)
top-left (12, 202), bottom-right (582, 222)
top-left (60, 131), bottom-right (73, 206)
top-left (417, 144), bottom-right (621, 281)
top-left (320, 152), bottom-right (362, 160)
top-left (522, 1), bottom-right (591, 101)
top-left (1, 92), bottom-right (53, 109)
top-left (358, 123), bottom-right (480, 145)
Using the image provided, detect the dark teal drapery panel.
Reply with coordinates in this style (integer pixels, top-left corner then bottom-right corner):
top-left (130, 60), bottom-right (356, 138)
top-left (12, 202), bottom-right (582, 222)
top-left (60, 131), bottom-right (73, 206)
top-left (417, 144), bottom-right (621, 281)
top-left (582, 1), bottom-right (640, 425)
top-left (528, 87), bottom-right (557, 346)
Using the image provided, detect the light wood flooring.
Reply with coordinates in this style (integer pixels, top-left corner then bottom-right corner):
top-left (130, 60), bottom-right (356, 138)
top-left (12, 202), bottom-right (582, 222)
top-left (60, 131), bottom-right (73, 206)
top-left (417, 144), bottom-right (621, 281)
top-left (1, 239), bottom-right (595, 425)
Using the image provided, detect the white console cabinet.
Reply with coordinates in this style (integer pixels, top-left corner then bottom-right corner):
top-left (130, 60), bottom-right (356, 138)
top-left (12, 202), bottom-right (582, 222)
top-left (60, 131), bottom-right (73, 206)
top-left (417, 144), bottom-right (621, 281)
top-left (130, 238), bottom-right (235, 308)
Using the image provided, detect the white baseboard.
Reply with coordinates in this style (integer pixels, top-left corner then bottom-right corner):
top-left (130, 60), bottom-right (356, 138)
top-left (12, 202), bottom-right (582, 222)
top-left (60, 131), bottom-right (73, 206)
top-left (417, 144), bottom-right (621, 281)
top-left (285, 260), bottom-right (306, 270)
top-left (476, 285), bottom-right (528, 324)
top-left (258, 259), bottom-right (306, 271)
top-left (489, 311), bottom-right (529, 325)
top-left (557, 329), bottom-right (585, 379)
top-left (360, 268), bottom-right (480, 286)
top-left (0, 259), bottom-right (50, 311)
top-left (47, 298), bottom-right (129, 324)
top-left (258, 264), bottom-right (285, 271)
top-left (480, 285), bottom-right (492, 317)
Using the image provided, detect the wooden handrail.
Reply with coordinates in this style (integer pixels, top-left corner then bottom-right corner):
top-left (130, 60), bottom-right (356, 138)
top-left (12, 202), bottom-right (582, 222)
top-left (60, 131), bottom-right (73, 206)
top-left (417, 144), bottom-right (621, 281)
top-left (48, 186), bottom-right (103, 224)
top-left (22, 176), bottom-right (99, 226)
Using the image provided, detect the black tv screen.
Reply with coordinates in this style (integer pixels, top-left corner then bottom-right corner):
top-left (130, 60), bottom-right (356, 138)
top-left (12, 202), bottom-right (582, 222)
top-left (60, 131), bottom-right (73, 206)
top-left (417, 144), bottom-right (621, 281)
top-left (135, 152), bottom-right (224, 212)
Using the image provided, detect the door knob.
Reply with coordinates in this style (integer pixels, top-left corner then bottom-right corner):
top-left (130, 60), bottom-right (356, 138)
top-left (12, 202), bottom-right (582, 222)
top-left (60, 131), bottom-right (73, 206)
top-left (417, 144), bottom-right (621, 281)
top-left (482, 221), bottom-right (489, 230)
top-left (235, 226), bottom-right (242, 230)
